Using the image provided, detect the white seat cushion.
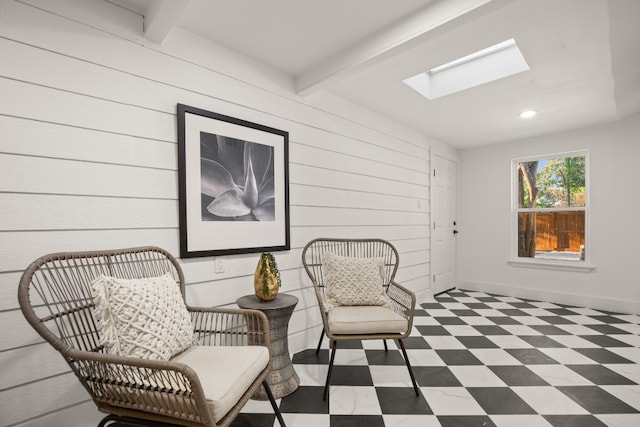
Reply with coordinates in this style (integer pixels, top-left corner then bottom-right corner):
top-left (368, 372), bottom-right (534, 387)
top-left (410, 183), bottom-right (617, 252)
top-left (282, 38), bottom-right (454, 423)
top-left (328, 305), bottom-right (408, 335)
top-left (170, 345), bottom-right (269, 423)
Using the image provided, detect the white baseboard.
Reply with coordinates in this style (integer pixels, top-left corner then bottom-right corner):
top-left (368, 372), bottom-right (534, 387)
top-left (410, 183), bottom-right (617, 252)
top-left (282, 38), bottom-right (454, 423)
top-left (458, 279), bottom-right (640, 315)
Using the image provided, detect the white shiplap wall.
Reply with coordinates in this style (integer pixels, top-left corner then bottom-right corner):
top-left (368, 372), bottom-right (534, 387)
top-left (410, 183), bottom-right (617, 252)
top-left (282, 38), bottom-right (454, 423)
top-left (0, 1), bottom-right (435, 425)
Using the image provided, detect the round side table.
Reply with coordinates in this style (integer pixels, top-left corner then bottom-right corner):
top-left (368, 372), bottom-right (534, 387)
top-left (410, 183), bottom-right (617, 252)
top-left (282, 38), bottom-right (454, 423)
top-left (236, 293), bottom-right (300, 399)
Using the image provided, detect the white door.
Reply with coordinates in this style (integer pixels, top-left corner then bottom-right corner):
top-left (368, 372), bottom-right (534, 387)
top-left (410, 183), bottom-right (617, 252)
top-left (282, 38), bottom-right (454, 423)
top-left (432, 155), bottom-right (458, 296)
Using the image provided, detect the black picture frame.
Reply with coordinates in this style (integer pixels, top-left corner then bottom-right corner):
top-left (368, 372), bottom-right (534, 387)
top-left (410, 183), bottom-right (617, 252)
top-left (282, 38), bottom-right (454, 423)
top-left (177, 104), bottom-right (290, 258)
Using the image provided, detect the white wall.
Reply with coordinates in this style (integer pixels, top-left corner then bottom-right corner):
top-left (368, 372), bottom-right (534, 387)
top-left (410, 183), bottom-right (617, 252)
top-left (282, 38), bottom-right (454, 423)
top-left (458, 113), bottom-right (640, 315)
top-left (0, 1), bottom-right (435, 425)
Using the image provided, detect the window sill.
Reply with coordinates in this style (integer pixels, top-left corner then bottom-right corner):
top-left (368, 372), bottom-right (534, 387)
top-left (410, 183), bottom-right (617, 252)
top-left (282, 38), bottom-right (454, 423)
top-left (507, 258), bottom-right (596, 272)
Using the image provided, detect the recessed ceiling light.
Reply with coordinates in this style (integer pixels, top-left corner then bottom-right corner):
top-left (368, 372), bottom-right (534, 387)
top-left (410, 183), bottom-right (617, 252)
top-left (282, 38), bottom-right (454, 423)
top-left (519, 110), bottom-right (537, 119)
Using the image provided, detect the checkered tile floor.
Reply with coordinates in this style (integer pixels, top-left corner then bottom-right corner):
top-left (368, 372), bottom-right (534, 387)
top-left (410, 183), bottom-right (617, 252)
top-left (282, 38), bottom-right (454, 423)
top-left (233, 290), bottom-right (640, 427)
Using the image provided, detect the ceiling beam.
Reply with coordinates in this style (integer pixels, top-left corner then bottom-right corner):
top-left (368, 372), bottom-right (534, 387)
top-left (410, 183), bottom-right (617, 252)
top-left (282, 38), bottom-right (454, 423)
top-left (295, 0), bottom-right (495, 97)
top-left (143, 0), bottom-right (191, 45)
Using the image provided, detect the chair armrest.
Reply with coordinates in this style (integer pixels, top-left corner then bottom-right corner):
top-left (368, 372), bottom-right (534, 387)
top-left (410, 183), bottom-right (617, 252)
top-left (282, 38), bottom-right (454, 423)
top-left (67, 349), bottom-right (215, 425)
top-left (187, 306), bottom-right (271, 348)
top-left (386, 280), bottom-right (416, 319)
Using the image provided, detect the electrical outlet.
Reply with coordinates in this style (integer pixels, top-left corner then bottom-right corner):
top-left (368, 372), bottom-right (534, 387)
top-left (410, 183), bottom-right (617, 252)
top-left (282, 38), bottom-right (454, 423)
top-left (215, 258), bottom-right (225, 273)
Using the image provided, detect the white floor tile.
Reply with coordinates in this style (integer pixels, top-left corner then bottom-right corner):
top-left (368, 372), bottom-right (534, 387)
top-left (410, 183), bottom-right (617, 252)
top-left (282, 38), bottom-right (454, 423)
top-left (295, 364), bottom-right (328, 386)
top-left (405, 349), bottom-right (446, 366)
top-left (490, 414), bottom-right (554, 427)
top-left (369, 365), bottom-right (415, 387)
top-left (600, 385), bottom-right (640, 412)
top-left (527, 364), bottom-right (594, 386)
top-left (334, 349), bottom-right (368, 365)
top-left (605, 363), bottom-right (640, 384)
top-left (538, 348), bottom-right (599, 365)
top-left (282, 413), bottom-right (330, 427)
top-left (470, 348), bottom-right (523, 365)
top-left (486, 335), bottom-right (534, 349)
top-left (545, 334), bottom-right (599, 348)
top-left (596, 413), bottom-right (640, 427)
top-left (443, 325), bottom-right (483, 336)
top-left (500, 325), bottom-right (543, 335)
top-left (511, 387), bottom-right (589, 414)
top-left (423, 336), bottom-right (466, 350)
top-left (420, 387), bottom-right (485, 415)
top-left (329, 386), bottom-right (382, 415)
top-left (448, 365), bottom-right (507, 387)
top-left (383, 415), bottom-right (442, 427)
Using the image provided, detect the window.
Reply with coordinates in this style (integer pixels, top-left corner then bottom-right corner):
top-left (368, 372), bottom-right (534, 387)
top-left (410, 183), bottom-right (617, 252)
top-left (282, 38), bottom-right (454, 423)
top-left (511, 152), bottom-right (590, 269)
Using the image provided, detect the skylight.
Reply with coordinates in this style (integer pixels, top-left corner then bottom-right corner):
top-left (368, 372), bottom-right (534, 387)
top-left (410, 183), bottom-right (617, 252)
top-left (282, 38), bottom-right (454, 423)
top-left (404, 39), bottom-right (529, 100)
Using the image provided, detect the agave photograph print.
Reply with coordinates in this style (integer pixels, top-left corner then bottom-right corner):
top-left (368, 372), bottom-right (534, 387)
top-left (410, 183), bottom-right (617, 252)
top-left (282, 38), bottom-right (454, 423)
top-left (177, 104), bottom-right (290, 258)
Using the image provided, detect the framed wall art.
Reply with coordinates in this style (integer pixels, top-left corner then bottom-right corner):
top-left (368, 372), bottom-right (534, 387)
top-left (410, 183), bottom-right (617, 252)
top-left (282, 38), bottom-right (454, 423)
top-left (177, 104), bottom-right (290, 258)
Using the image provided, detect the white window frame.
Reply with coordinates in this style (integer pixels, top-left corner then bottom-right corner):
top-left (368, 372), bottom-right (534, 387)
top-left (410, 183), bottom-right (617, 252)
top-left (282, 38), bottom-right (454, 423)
top-left (508, 150), bottom-right (595, 272)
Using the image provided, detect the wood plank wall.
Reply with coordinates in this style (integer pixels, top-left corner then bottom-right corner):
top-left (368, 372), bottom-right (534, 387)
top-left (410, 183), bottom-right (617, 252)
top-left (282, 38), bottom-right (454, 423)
top-left (0, 1), bottom-right (433, 425)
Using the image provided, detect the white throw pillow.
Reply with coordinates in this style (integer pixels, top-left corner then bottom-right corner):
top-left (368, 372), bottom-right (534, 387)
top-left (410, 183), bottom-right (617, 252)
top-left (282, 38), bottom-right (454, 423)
top-left (90, 273), bottom-right (193, 360)
top-left (323, 252), bottom-right (389, 309)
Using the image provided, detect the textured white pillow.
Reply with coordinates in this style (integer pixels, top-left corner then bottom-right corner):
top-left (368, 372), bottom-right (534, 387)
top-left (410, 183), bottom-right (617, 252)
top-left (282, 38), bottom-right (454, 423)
top-left (90, 273), bottom-right (193, 360)
top-left (323, 252), bottom-right (389, 309)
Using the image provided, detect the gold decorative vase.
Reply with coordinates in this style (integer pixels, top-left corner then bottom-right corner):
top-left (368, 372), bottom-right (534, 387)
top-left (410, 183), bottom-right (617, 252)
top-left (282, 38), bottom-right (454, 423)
top-left (254, 252), bottom-right (281, 301)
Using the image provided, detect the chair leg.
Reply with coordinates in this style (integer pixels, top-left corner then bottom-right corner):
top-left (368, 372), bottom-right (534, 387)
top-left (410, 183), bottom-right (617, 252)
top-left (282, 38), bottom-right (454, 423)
top-left (397, 339), bottom-right (420, 396)
top-left (263, 380), bottom-right (287, 427)
top-left (315, 328), bottom-right (325, 355)
top-left (383, 339), bottom-right (388, 352)
top-left (324, 340), bottom-right (337, 401)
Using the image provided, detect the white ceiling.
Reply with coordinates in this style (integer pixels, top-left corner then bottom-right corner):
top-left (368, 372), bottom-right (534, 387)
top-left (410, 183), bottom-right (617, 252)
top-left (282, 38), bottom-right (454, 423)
top-left (111, 0), bottom-right (640, 149)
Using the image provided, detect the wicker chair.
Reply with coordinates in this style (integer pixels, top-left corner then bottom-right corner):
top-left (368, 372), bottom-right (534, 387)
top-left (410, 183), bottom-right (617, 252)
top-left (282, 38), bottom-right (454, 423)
top-left (18, 246), bottom-right (286, 427)
top-left (301, 238), bottom-right (419, 400)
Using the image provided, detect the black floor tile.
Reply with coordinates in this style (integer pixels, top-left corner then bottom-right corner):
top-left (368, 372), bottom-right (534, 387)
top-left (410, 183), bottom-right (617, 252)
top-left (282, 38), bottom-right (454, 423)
top-left (518, 335), bottom-right (566, 348)
top-left (230, 413), bottom-right (276, 427)
top-left (365, 349), bottom-right (407, 365)
top-left (578, 335), bottom-right (632, 347)
top-left (544, 414), bottom-right (609, 427)
top-left (413, 308), bottom-right (430, 316)
top-left (456, 336), bottom-right (499, 348)
top-left (329, 366), bottom-right (373, 386)
top-left (435, 316), bottom-right (467, 325)
top-left (574, 348), bottom-right (634, 364)
top-left (567, 364), bottom-right (637, 385)
top-left (467, 387), bottom-right (536, 414)
top-left (589, 315), bottom-right (630, 324)
top-left (584, 324), bottom-right (631, 334)
top-left (529, 324), bottom-right (572, 335)
top-left (539, 316), bottom-right (577, 325)
top-left (510, 302), bottom-right (537, 308)
top-left (416, 325), bottom-right (451, 336)
top-left (279, 386), bottom-right (329, 414)
top-left (451, 309), bottom-right (480, 317)
top-left (464, 302), bottom-right (491, 309)
top-left (506, 348), bottom-right (560, 364)
top-left (498, 308), bottom-right (530, 317)
top-left (375, 387), bottom-right (432, 414)
top-left (435, 349), bottom-right (483, 365)
top-left (547, 308), bottom-right (580, 316)
top-left (421, 302), bottom-right (445, 309)
top-left (489, 365), bottom-right (549, 386)
top-left (413, 366), bottom-right (462, 387)
top-left (292, 348), bottom-right (329, 364)
top-left (330, 415), bottom-right (385, 427)
top-left (487, 316), bottom-right (522, 325)
top-left (401, 336), bottom-right (431, 349)
top-left (477, 296), bottom-right (501, 302)
top-left (472, 325), bottom-right (512, 335)
top-left (438, 415), bottom-right (497, 427)
top-left (558, 386), bottom-right (640, 413)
